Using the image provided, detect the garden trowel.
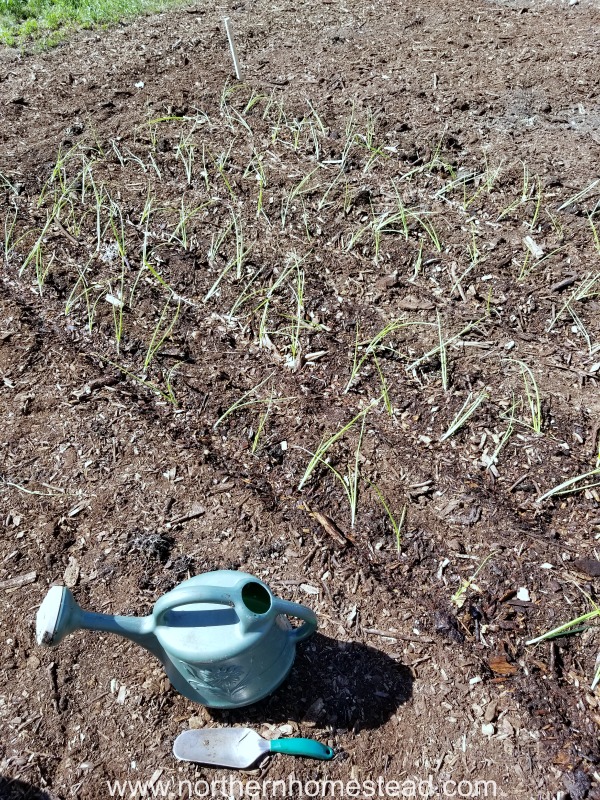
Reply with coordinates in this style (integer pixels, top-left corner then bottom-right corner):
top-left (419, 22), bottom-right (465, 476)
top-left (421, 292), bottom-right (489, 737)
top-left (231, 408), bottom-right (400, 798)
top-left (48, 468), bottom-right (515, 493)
top-left (173, 728), bottom-right (334, 768)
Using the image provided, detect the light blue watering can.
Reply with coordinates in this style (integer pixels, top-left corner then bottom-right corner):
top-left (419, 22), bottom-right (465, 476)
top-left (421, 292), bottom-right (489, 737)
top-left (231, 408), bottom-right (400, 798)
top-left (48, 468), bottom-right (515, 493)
top-left (36, 570), bottom-right (317, 708)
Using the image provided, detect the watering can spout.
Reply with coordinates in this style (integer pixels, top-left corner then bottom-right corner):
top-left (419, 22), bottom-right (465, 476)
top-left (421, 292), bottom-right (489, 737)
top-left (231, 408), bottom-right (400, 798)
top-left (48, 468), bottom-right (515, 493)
top-left (36, 585), bottom-right (155, 649)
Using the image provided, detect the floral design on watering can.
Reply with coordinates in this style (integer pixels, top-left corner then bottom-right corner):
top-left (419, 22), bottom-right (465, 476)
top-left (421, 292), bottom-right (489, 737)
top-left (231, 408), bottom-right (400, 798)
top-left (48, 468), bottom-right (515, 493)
top-left (183, 664), bottom-right (248, 699)
top-left (35, 569), bottom-right (318, 708)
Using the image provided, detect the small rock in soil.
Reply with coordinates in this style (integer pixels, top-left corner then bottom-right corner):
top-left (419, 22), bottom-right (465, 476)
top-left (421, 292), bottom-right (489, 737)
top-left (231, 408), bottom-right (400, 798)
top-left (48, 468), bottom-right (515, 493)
top-left (433, 610), bottom-right (464, 643)
top-left (573, 558), bottom-right (600, 578)
top-left (562, 768), bottom-right (591, 800)
top-left (484, 699), bottom-right (497, 723)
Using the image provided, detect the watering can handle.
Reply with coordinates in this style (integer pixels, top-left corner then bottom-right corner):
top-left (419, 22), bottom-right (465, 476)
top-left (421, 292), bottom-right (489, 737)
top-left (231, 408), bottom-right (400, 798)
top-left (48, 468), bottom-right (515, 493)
top-left (273, 598), bottom-right (318, 643)
top-left (153, 583), bottom-right (317, 641)
top-left (153, 585), bottom-right (236, 624)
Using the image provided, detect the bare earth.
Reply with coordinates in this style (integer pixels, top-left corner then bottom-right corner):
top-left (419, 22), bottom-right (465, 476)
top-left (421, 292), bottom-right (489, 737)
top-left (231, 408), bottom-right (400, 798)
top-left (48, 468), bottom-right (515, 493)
top-left (1, 0), bottom-right (600, 798)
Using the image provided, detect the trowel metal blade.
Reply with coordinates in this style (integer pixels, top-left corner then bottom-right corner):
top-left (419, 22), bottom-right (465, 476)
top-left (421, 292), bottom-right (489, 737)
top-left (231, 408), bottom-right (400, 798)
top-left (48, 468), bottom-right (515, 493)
top-left (173, 728), bottom-right (269, 769)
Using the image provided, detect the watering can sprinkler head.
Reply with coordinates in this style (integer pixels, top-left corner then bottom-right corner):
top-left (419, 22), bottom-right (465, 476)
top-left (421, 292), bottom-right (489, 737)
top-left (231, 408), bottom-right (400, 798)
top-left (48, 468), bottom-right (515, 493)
top-left (36, 585), bottom-right (80, 646)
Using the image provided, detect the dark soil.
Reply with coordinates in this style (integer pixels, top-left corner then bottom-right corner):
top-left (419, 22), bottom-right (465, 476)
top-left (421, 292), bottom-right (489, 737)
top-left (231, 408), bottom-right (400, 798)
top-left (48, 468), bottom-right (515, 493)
top-left (1, 0), bottom-right (600, 797)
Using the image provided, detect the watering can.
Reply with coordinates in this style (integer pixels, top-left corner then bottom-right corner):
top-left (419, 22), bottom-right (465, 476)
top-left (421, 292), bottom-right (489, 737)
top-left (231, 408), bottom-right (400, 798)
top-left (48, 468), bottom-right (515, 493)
top-left (36, 570), bottom-right (317, 708)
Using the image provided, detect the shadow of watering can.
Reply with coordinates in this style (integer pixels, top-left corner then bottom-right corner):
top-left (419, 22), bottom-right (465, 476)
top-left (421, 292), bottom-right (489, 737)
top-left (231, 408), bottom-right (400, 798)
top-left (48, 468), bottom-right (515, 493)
top-left (36, 570), bottom-right (317, 708)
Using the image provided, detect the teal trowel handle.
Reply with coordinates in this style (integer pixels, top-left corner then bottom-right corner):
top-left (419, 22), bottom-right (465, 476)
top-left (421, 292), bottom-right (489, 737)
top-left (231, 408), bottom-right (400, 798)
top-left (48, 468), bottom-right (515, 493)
top-left (270, 738), bottom-right (335, 761)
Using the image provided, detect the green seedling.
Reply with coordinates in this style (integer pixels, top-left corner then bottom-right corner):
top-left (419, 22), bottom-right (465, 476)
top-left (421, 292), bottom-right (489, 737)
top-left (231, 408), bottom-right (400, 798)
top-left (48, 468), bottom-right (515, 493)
top-left (298, 400), bottom-right (377, 490)
top-left (440, 390), bottom-right (488, 442)
top-left (556, 178), bottom-right (600, 212)
top-left (317, 169), bottom-right (344, 212)
top-left (162, 362), bottom-right (182, 406)
top-left (356, 109), bottom-right (386, 172)
top-left (452, 551), bottom-right (497, 607)
top-left (214, 373), bottom-right (275, 429)
top-left (406, 318), bottom-right (481, 374)
top-left (369, 482), bottom-right (406, 553)
top-left (527, 595), bottom-right (600, 691)
top-left (307, 100), bottom-right (327, 137)
top-left (259, 89), bottom-right (277, 121)
top-left (175, 131), bottom-right (195, 186)
top-left (250, 394), bottom-right (273, 454)
top-left (412, 241), bottom-right (424, 279)
top-left (338, 103), bottom-right (358, 169)
top-left (169, 197), bottom-right (208, 250)
top-left (267, 96), bottom-right (286, 145)
top-left (0, 170), bottom-right (18, 193)
top-left (227, 268), bottom-right (267, 319)
top-left (99, 356), bottom-right (179, 405)
top-left (281, 167), bottom-right (320, 228)
top-left (568, 304), bottom-right (594, 353)
top-left (545, 207), bottom-right (564, 240)
top-left (231, 209), bottom-right (246, 279)
top-left (207, 216), bottom-right (234, 265)
top-left (409, 209), bottom-right (442, 252)
top-left (145, 115), bottom-right (188, 125)
top-left (467, 223), bottom-right (480, 267)
top-left (488, 396), bottom-right (518, 467)
top-left (139, 201), bottom-right (177, 295)
top-left (536, 466), bottom-right (600, 503)
top-left (254, 254), bottom-right (308, 368)
top-left (346, 319), bottom-right (417, 393)
top-left (215, 390), bottom-right (294, 430)
top-left (372, 354), bottom-right (392, 416)
top-left (19, 213), bottom-right (56, 291)
top-left (527, 580), bottom-right (600, 690)
top-left (588, 212), bottom-right (600, 253)
top-left (434, 168), bottom-right (475, 201)
top-left (110, 139), bottom-right (125, 167)
top-left (243, 151), bottom-right (268, 219)
top-left (529, 176), bottom-right (543, 229)
top-left (370, 207), bottom-right (410, 261)
top-left (497, 161), bottom-right (533, 221)
top-left (80, 160), bottom-right (106, 253)
top-left (286, 259), bottom-right (305, 367)
top-left (526, 608), bottom-right (600, 646)
top-left (253, 253), bottom-right (305, 358)
top-left (306, 100), bottom-right (328, 160)
top-left (243, 90), bottom-right (268, 116)
top-left (302, 413), bottom-right (367, 527)
top-left (464, 154), bottom-right (503, 209)
top-left (107, 198), bottom-right (128, 353)
top-left (64, 260), bottom-right (105, 332)
top-left (343, 219), bottom-right (369, 253)
top-left (437, 311), bottom-right (449, 391)
top-left (517, 243), bottom-right (564, 283)
top-left (508, 358), bottom-right (542, 434)
top-left (144, 296), bottom-right (181, 370)
top-left (214, 144), bottom-right (236, 200)
top-left (548, 273), bottom-right (600, 351)
top-left (198, 143), bottom-right (211, 191)
top-left (204, 209), bottom-right (251, 302)
top-left (37, 143), bottom-right (78, 206)
top-left (592, 655), bottom-right (600, 692)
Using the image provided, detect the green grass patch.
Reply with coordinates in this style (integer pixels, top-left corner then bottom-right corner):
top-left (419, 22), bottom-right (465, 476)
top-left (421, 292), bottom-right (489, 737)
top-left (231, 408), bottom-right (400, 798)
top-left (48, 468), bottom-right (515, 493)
top-left (0, 0), bottom-right (185, 47)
